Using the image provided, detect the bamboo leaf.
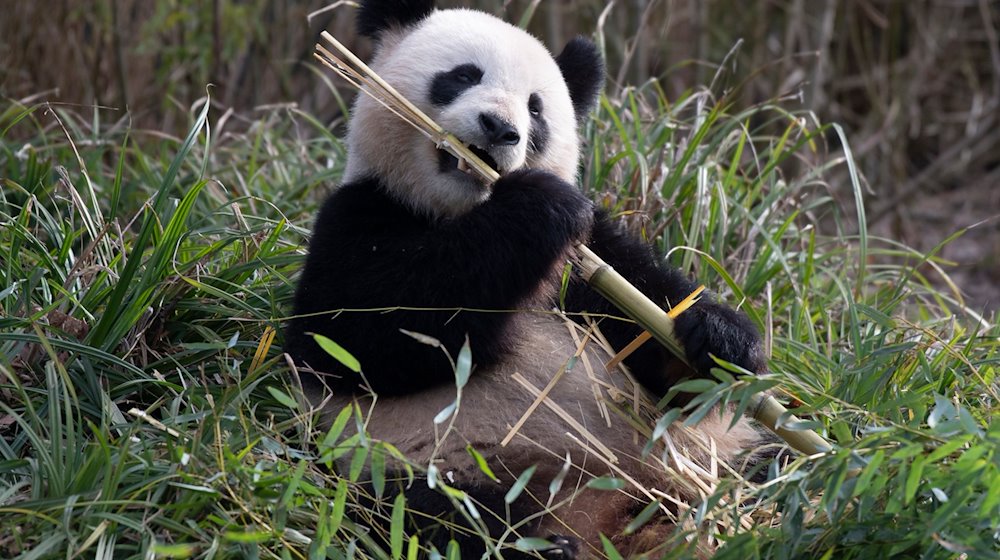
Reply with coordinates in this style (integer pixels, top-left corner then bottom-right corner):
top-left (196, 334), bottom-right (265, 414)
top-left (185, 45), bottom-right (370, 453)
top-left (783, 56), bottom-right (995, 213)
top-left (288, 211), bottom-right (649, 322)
top-left (372, 443), bottom-right (387, 500)
top-left (598, 534), bottom-right (625, 560)
top-left (312, 333), bottom-right (361, 373)
top-left (390, 492), bottom-right (406, 559)
top-left (904, 456), bottom-right (926, 505)
top-left (623, 500), bottom-right (661, 535)
top-left (433, 402), bottom-right (456, 425)
top-left (466, 445), bottom-right (499, 482)
top-left (586, 477), bottom-right (624, 490)
top-left (504, 465), bottom-right (536, 504)
top-left (455, 337), bottom-right (472, 389)
top-left (321, 405), bottom-right (355, 451)
top-left (267, 387), bottom-right (297, 410)
top-left (330, 479), bottom-right (348, 535)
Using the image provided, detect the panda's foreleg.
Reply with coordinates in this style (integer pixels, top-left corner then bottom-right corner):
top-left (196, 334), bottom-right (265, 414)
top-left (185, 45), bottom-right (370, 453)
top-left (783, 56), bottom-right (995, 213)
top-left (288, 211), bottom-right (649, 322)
top-left (438, 168), bottom-right (596, 311)
top-left (565, 210), bottom-right (767, 398)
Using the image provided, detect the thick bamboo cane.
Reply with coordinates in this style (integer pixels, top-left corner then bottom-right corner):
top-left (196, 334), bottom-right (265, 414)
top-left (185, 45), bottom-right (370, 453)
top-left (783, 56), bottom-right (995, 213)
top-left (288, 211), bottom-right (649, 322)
top-left (577, 245), bottom-right (832, 455)
top-left (314, 32), bottom-right (832, 457)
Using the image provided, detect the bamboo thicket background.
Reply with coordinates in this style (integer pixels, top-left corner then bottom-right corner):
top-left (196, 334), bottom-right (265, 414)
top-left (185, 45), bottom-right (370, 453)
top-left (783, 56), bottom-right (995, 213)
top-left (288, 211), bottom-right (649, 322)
top-left (3, 0), bottom-right (998, 311)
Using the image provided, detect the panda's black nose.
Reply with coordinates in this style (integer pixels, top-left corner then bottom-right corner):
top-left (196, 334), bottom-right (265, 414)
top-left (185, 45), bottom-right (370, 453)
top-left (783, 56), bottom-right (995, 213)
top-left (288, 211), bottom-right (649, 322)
top-left (479, 113), bottom-right (520, 146)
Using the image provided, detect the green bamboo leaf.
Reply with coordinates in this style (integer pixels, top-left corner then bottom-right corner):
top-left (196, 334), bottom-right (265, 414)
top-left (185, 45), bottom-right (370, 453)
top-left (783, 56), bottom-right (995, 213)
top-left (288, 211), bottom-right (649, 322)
top-left (586, 477), bottom-right (625, 491)
top-left (267, 387), bottom-right (297, 410)
top-left (390, 492), bottom-right (406, 559)
top-left (279, 460), bottom-right (308, 510)
top-left (330, 479), bottom-right (348, 534)
top-left (651, 409), bottom-right (681, 441)
top-left (598, 534), bottom-right (625, 560)
top-left (979, 479), bottom-right (1000, 516)
top-left (904, 456), bottom-right (926, 505)
top-left (926, 436), bottom-right (971, 463)
top-left (224, 531), bottom-right (270, 543)
top-left (151, 543), bottom-right (197, 557)
top-left (312, 334), bottom-right (361, 373)
top-left (326, 433), bottom-right (360, 462)
top-left (504, 465), bottom-right (536, 504)
top-left (455, 337), bottom-right (472, 389)
top-left (321, 405), bottom-right (355, 450)
top-left (623, 500), bottom-right (661, 535)
top-left (433, 402), bottom-right (456, 425)
top-left (372, 443), bottom-right (387, 499)
top-left (466, 445), bottom-right (499, 482)
top-left (348, 445), bottom-right (369, 482)
top-left (853, 450), bottom-right (885, 497)
top-left (446, 540), bottom-right (460, 560)
top-left (407, 535), bottom-right (420, 560)
top-left (671, 379), bottom-right (718, 394)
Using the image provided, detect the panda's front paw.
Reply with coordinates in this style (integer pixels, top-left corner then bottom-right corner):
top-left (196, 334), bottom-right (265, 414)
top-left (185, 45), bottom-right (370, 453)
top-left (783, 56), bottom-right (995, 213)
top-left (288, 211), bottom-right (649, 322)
top-left (492, 169), bottom-right (593, 241)
top-left (674, 301), bottom-right (767, 377)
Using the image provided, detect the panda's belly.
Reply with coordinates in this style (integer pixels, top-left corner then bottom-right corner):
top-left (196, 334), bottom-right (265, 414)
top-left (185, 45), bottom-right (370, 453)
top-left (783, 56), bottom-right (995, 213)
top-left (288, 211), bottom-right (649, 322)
top-left (317, 313), bottom-right (761, 556)
top-left (342, 313), bottom-right (662, 484)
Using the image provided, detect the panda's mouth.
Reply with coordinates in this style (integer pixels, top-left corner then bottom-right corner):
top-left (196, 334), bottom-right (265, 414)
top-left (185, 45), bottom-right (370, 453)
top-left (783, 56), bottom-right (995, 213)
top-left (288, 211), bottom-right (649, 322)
top-left (438, 144), bottom-right (499, 182)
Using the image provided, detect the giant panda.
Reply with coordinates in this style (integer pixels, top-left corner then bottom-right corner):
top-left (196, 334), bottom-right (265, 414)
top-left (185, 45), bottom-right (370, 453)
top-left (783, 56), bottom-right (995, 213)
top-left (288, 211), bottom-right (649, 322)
top-left (286, 1), bottom-right (768, 557)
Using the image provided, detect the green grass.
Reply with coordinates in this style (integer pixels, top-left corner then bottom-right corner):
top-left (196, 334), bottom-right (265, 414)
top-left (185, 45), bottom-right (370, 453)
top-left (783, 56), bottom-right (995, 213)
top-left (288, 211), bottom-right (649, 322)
top-left (1, 81), bottom-right (998, 559)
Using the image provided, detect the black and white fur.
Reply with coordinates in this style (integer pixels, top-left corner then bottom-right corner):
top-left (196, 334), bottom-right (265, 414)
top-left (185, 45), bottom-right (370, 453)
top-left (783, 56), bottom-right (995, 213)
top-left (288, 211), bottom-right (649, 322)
top-left (286, 2), bottom-right (767, 557)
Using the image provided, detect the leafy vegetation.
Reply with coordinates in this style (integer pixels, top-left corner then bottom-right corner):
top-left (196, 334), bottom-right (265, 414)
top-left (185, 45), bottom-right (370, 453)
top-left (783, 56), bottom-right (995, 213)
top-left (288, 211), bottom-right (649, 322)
top-left (2, 35), bottom-right (998, 560)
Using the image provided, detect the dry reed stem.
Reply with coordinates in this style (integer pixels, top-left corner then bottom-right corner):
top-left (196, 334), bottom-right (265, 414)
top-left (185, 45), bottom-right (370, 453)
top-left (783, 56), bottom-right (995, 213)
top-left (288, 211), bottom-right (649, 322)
top-left (562, 320), bottom-right (613, 427)
top-left (510, 371), bottom-right (620, 464)
top-left (500, 331), bottom-right (581, 448)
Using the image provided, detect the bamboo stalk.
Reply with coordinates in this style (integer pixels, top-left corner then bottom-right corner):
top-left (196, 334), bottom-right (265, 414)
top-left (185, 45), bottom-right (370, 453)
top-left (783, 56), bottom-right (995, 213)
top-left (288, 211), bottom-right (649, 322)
top-left (577, 246), bottom-right (833, 455)
top-left (313, 33), bottom-right (832, 457)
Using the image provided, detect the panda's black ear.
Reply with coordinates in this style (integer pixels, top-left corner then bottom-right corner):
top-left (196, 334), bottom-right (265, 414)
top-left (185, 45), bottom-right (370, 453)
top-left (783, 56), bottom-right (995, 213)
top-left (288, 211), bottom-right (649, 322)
top-left (358, 0), bottom-right (436, 41)
top-left (555, 37), bottom-right (606, 121)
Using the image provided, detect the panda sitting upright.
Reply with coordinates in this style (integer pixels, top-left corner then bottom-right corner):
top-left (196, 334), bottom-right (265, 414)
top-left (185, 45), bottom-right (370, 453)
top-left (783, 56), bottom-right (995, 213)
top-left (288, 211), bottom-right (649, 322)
top-left (286, 1), bottom-right (768, 557)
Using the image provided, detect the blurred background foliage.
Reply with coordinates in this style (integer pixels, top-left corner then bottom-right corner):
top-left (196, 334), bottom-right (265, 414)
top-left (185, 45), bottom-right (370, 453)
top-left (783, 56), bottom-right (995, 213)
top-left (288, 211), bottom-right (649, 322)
top-left (2, 0), bottom-right (998, 311)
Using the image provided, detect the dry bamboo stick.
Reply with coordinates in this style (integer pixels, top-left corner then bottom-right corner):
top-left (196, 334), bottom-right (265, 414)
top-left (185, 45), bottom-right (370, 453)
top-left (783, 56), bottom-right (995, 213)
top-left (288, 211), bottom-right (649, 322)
top-left (313, 33), bottom-right (833, 457)
top-left (316, 31), bottom-right (500, 185)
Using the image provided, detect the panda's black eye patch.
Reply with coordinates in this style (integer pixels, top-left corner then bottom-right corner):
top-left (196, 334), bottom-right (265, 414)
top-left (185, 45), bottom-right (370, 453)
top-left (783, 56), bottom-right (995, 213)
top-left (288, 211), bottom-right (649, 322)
top-left (527, 93), bottom-right (548, 155)
top-left (430, 64), bottom-right (484, 106)
top-left (528, 93), bottom-right (543, 118)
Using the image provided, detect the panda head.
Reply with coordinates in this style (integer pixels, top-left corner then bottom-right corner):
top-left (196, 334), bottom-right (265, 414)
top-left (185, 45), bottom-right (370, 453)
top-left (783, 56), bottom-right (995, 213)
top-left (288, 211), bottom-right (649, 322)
top-left (343, 0), bottom-right (605, 218)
